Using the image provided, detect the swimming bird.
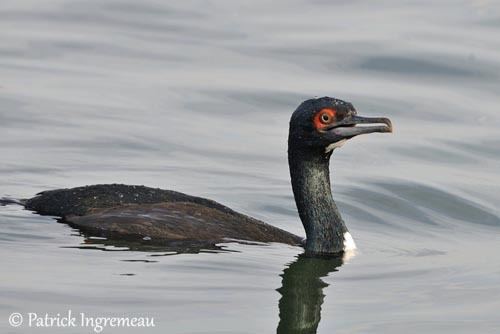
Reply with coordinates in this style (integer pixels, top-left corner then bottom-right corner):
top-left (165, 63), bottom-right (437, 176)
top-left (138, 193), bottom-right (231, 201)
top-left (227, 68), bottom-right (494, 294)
top-left (2, 97), bottom-right (392, 256)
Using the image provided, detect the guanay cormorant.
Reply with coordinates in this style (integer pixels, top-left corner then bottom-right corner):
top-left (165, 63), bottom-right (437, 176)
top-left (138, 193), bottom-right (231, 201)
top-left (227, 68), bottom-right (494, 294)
top-left (1, 97), bottom-right (392, 256)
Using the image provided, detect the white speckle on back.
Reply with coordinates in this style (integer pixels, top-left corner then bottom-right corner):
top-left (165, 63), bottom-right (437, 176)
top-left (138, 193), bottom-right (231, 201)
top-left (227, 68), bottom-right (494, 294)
top-left (325, 139), bottom-right (347, 153)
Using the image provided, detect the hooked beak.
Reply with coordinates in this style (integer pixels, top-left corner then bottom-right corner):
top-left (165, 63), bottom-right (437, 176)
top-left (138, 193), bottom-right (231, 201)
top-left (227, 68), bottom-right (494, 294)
top-left (328, 115), bottom-right (393, 138)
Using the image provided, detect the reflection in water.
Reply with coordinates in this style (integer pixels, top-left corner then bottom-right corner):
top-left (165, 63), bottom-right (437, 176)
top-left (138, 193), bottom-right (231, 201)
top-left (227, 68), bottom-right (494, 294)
top-left (277, 254), bottom-right (343, 334)
top-left (66, 231), bottom-right (235, 254)
top-left (68, 232), bottom-right (343, 333)
top-left (73, 232), bottom-right (343, 333)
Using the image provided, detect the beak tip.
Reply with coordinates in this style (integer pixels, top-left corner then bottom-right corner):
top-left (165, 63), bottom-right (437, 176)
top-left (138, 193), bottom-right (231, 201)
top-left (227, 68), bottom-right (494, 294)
top-left (384, 118), bottom-right (393, 133)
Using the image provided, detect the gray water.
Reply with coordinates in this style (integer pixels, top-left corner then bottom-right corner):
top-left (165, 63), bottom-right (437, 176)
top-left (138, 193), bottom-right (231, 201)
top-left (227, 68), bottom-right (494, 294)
top-left (1, 1), bottom-right (500, 333)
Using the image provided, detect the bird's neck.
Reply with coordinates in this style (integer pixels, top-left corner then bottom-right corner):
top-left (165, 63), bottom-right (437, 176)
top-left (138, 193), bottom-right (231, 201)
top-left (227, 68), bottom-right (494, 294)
top-left (288, 147), bottom-right (348, 255)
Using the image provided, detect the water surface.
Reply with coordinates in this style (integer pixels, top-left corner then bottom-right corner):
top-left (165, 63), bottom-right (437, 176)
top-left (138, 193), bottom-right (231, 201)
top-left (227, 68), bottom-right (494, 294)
top-left (1, 0), bottom-right (500, 333)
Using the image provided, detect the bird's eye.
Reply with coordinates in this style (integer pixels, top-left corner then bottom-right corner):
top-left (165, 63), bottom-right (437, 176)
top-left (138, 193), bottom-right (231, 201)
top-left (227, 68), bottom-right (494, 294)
top-left (320, 113), bottom-right (331, 123)
top-left (313, 108), bottom-right (337, 130)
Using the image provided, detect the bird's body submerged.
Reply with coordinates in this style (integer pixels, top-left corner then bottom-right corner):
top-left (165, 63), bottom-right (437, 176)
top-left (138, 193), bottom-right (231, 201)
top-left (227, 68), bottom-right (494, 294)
top-left (25, 184), bottom-right (302, 246)
top-left (6, 97), bottom-right (392, 256)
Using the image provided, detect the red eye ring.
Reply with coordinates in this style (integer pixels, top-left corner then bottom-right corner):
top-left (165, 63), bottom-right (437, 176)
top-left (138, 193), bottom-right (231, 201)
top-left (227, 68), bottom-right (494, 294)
top-left (313, 108), bottom-right (336, 130)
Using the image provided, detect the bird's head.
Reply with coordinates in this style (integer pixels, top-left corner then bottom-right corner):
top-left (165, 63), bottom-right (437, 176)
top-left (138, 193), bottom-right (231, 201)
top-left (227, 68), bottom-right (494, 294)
top-left (289, 97), bottom-right (392, 153)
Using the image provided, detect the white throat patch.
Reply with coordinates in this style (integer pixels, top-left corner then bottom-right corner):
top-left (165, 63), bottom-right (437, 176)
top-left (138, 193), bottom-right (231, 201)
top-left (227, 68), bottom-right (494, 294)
top-left (325, 139), bottom-right (347, 153)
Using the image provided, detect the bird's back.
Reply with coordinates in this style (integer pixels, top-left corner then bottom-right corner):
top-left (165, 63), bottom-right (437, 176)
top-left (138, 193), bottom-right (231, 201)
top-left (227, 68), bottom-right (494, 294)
top-left (25, 184), bottom-right (234, 217)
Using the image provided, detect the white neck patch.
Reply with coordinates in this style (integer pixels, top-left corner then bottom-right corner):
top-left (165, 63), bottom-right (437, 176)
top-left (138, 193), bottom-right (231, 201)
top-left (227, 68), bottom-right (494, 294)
top-left (343, 232), bottom-right (357, 251)
top-left (343, 232), bottom-right (357, 262)
top-left (325, 139), bottom-right (347, 153)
